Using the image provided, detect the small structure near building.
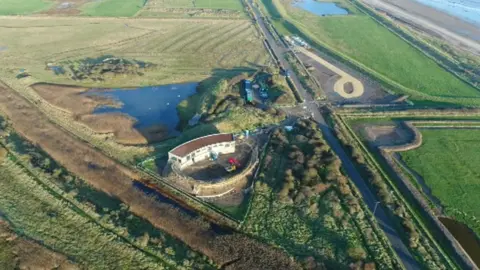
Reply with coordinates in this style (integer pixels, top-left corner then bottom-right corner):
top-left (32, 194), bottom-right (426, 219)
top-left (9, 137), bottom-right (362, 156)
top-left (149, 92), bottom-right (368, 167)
top-left (168, 133), bottom-right (236, 169)
top-left (243, 79), bottom-right (254, 103)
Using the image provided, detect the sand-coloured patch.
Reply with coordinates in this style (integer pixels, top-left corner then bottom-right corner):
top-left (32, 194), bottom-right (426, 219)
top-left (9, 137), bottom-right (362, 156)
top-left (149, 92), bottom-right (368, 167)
top-left (297, 47), bottom-right (364, 98)
top-left (363, 124), bottom-right (413, 147)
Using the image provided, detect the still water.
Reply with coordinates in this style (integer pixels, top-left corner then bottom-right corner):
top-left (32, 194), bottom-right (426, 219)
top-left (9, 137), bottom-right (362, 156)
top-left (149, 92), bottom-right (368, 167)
top-left (293, 0), bottom-right (349, 16)
top-left (439, 217), bottom-right (480, 267)
top-left (87, 82), bottom-right (197, 133)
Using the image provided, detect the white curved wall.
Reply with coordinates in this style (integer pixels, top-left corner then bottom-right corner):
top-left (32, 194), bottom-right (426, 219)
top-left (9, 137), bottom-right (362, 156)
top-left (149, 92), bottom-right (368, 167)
top-left (169, 141), bottom-right (236, 169)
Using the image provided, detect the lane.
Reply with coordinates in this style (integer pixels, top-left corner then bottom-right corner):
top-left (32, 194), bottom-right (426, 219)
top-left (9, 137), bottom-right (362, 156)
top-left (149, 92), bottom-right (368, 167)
top-left (248, 1), bottom-right (419, 269)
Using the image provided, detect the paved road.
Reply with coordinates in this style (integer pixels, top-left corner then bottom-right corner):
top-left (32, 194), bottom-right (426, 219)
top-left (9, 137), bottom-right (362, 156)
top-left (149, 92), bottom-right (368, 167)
top-left (248, 2), bottom-right (419, 269)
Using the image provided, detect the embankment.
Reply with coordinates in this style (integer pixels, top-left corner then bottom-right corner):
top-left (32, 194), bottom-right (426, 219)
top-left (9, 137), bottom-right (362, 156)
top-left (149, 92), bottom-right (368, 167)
top-left (0, 82), bottom-right (300, 269)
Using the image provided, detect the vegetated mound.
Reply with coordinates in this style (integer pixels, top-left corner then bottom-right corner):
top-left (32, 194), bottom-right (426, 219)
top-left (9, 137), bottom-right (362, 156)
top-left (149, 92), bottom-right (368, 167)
top-left (32, 83), bottom-right (151, 145)
top-left (178, 71), bottom-right (291, 133)
top-left (0, 218), bottom-right (79, 270)
top-left (0, 83), bottom-right (302, 269)
top-left (47, 55), bottom-right (156, 82)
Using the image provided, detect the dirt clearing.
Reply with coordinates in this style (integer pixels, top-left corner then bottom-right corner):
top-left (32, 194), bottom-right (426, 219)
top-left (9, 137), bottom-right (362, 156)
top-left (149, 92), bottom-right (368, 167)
top-left (296, 47), bottom-right (397, 104)
top-left (361, 124), bottom-right (414, 147)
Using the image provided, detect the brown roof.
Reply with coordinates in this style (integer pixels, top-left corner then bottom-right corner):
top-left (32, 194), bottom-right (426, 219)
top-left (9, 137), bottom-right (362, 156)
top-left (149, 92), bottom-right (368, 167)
top-left (169, 133), bottom-right (234, 158)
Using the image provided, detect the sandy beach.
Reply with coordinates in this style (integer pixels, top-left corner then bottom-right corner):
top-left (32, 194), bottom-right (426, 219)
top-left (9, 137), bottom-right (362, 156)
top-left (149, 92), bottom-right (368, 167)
top-left (360, 0), bottom-right (480, 55)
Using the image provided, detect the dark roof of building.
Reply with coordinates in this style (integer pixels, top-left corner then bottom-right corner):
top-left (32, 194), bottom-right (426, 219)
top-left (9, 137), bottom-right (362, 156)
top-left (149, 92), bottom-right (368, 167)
top-left (169, 133), bottom-right (234, 158)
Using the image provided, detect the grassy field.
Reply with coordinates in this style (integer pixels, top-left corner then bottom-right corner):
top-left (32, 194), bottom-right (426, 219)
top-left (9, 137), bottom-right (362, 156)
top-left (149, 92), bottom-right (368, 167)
top-left (401, 128), bottom-right (480, 236)
top-left (0, 0), bottom-right (53, 15)
top-left (0, 156), bottom-right (173, 269)
top-left (145, 0), bottom-right (244, 10)
top-left (81, 0), bottom-right (146, 17)
top-left (0, 16), bottom-right (268, 160)
top-left (0, 17), bottom-right (267, 88)
top-left (140, 0), bottom-right (245, 18)
top-left (260, 0), bottom-right (480, 106)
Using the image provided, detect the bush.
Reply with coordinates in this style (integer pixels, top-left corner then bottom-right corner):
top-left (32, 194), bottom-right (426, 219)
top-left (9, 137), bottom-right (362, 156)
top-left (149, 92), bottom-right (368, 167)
top-left (347, 246), bottom-right (367, 261)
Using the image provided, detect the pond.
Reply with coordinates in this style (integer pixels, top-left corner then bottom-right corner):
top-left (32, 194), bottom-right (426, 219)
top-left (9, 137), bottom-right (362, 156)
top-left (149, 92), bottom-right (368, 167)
top-left (439, 217), bottom-right (480, 267)
top-left (87, 82), bottom-right (198, 134)
top-left (293, 0), bottom-right (349, 16)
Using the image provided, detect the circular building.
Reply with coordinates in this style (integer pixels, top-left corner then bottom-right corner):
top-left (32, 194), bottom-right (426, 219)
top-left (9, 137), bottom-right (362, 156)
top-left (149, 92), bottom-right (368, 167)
top-left (168, 133), bottom-right (236, 169)
top-left (166, 133), bottom-right (259, 198)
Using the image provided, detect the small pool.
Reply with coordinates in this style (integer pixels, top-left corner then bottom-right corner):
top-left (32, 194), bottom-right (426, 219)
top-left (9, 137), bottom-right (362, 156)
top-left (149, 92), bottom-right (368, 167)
top-left (87, 82), bottom-right (198, 134)
top-left (293, 0), bottom-right (348, 16)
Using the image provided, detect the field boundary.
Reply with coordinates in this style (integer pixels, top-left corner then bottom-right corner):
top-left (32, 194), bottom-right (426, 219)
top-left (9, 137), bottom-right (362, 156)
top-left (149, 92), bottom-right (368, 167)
top-left (339, 115), bottom-right (479, 269)
top-left (333, 113), bottom-right (460, 268)
top-left (381, 122), bottom-right (480, 269)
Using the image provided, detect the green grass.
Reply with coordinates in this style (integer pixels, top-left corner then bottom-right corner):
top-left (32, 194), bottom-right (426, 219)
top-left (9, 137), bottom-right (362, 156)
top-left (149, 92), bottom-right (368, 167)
top-left (261, 0), bottom-right (480, 106)
top-left (140, 0), bottom-right (245, 18)
top-left (0, 0), bottom-right (53, 15)
top-left (81, 0), bottom-right (146, 17)
top-left (195, 0), bottom-right (244, 10)
top-left (0, 17), bottom-right (268, 87)
top-left (0, 158), bottom-right (168, 269)
top-left (400, 128), bottom-right (480, 236)
top-left (144, 0), bottom-right (243, 10)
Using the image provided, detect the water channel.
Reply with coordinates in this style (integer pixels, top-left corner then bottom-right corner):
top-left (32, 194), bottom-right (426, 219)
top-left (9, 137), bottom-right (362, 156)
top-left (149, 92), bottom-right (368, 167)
top-left (439, 217), bottom-right (480, 267)
top-left (86, 82), bottom-right (198, 135)
top-left (292, 0), bottom-right (349, 16)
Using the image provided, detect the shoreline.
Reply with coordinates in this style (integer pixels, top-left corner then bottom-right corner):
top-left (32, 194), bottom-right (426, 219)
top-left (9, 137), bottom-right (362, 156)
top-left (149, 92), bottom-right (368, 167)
top-left (359, 0), bottom-right (480, 55)
top-left (412, 0), bottom-right (480, 27)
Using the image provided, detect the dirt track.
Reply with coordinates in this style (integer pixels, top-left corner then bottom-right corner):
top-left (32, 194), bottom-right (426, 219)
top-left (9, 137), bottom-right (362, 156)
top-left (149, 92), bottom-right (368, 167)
top-left (297, 47), bottom-right (364, 98)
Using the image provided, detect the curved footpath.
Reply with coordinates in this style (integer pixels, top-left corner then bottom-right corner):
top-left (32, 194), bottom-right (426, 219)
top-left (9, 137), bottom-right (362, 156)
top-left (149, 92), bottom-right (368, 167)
top-left (248, 1), bottom-right (419, 269)
top-left (296, 47), bottom-right (364, 98)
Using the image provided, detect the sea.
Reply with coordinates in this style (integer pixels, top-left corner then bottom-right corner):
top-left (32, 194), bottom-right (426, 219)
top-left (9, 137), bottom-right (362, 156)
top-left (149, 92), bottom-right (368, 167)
top-left (414, 0), bottom-right (480, 26)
